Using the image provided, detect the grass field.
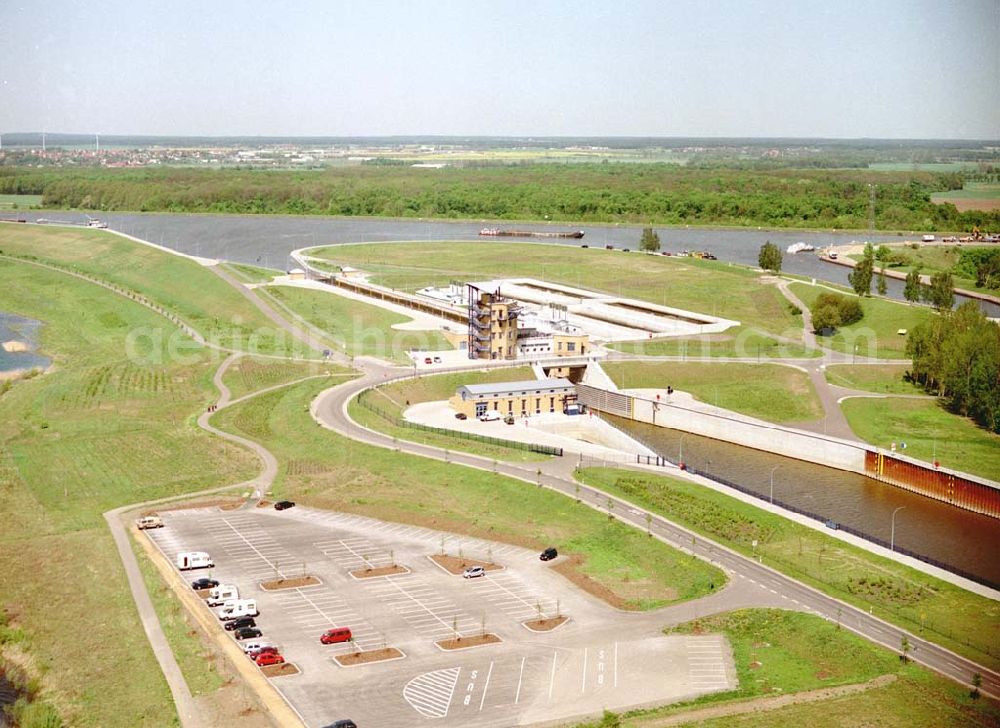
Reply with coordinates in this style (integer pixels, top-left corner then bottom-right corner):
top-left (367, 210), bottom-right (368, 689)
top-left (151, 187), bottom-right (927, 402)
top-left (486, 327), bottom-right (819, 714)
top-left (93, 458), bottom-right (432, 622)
top-left (840, 397), bottom-right (1000, 481)
top-left (0, 224), bottom-right (315, 357)
top-left (610, 325), bottom-right (819, 359)
top-left (221, 355), bottom-right (353, 401)
top-left (309, 242), bottom-right (801, 336)
top-left (575, 468), bottom-right (1000, 670)
top-left (220, 261), bottom-right (279, 284)
top-left (610, 610), bottom-right (1000, 727)
top-left (931, 183), bottom-right (1000, 213)
top-left (789, 281), bottom-right (932, 359)
top-left (211, 378), bottom-right (725, 610)
top-left (824, 364), bottom-right (923, 394)
top-left (264, 284), bottom-right (454, 363)
top-left (350, 367), bottom-right (550, 461)
top-left (0, 258), bottom-right (259, 725)
top-left (0, 194), bottom-right (42, 210)
top-left (600, 361), bottom-right (823, 424)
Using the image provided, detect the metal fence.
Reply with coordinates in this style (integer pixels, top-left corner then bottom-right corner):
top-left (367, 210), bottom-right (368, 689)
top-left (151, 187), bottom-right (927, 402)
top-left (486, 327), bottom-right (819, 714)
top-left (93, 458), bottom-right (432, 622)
top-left (355, 390), bottom-right (563, 457)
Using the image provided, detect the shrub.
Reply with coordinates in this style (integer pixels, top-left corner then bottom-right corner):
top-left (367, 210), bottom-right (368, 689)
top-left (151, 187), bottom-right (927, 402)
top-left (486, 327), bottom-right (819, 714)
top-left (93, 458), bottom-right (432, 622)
top-left (812, 292), bottom-right (864, 333)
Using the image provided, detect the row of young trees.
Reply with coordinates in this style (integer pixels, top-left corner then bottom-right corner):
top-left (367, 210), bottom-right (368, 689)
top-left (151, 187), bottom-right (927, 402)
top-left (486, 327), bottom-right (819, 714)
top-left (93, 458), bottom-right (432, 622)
top-left (906, 302), bottom-right (1000, 432)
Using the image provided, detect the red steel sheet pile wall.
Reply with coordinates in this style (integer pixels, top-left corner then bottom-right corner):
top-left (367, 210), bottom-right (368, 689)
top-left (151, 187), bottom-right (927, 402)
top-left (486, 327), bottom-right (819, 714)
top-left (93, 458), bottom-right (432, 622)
top-left (866, 451), bottom-right (1000, 518)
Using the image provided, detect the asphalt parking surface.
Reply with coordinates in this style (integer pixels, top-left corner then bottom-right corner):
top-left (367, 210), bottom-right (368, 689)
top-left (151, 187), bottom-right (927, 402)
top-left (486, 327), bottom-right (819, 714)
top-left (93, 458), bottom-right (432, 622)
top-left (146, 505), bottom-right (737, 727)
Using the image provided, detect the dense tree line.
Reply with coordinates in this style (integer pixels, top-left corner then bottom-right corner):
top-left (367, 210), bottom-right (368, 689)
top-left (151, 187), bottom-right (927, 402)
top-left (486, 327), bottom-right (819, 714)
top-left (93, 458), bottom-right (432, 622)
top-left (906, 302), bottom-right (1000, 433)
top-left (1, 165), bottom-right (997, 231)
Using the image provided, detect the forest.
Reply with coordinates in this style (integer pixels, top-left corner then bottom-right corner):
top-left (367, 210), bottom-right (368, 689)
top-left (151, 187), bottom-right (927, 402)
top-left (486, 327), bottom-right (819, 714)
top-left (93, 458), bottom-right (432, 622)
top-left (1, 164), bottom-right (997, 231)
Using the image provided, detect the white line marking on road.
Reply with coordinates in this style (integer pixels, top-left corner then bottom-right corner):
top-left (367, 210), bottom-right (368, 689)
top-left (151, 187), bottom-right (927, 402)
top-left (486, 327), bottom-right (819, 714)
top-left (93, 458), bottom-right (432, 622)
top-left (515, 656), bottom-right (526, 704)
top-left (582, 647), bottom-right (588, 692)
top-left (548, 651), bottom-right (557, 700)
top-left (479, 661), bottom-right (494, 711)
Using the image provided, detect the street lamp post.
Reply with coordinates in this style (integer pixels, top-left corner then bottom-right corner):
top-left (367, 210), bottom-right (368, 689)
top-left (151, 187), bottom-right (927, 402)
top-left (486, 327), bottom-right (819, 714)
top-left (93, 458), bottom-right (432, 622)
top-left (890, 506), bottom-right (906, 551)
top-left (769, 466), bottom-right (778, 504)
top-left (678, 434), bottom-right (686, 466)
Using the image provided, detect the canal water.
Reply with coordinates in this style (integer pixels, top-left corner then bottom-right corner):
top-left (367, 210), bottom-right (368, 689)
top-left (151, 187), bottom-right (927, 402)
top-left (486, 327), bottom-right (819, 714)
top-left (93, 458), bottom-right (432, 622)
top-left (0, 312), bottom-right (49, 376)
top-left (610, 416), bottom-right (1000, 587)
top-left (22, 211), bottom-right (999, 317)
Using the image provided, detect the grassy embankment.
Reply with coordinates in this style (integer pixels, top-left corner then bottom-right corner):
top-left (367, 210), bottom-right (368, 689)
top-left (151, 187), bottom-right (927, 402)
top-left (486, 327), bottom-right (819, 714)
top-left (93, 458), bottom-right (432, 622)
top-left (211, 378), bottom-right (724, 610)
top-left (822, 365), bottom-right (999, 481)
top-left (584, 609), bottom-right (1000, 728)
top-left (600, 361), bottom-right (824, 424)
top-left (575, 468), bottom-right (1000, 670)
top-left (0, 257), bottom-right (260, 725)
top-left (841, 398), bottom-right (1000, 482)
top-left (789, 281), bottom-right (932, 359)
top-left (350, 367), bottom-right (552, 462)
top-left (0, 224), bottom-right (316, 357)
top-left (610, 324), bottom-right (820, 359)
top-left (263, 284), bottom-right (454, 363)
top-left (823, 363), bottom-right (923, 394)
top-left (310, 241), bottom-right (803, 337)
top-left (221, 355), bottom-right (352, 402)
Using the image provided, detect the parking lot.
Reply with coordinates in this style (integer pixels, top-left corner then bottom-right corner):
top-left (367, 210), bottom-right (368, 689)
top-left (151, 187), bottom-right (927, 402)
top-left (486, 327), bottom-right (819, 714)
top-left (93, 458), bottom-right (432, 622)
top-left (145, 505), bottom-right (736, 727)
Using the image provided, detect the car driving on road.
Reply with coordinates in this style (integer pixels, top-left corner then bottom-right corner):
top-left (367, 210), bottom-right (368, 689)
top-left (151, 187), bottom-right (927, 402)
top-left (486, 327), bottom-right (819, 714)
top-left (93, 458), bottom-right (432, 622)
top-left (539, 547), bottom-right (558, 561)
top-left (462, 566), bottom-right (486, 579)
top-left (274, 500), bottom-right (295, 510)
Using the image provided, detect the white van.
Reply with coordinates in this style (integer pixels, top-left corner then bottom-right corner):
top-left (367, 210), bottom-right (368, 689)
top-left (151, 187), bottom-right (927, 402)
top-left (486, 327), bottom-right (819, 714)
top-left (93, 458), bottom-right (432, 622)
top-left (478, 410), bottom-right (501, 422)
top-left (217, 599), bottom-right (258, 621)
top-left (135, 515), bottom-right (163, 530)
top-left (206, 585), bottom-right (239, 607)
top-left (176, 552), bottom-right (214, 571)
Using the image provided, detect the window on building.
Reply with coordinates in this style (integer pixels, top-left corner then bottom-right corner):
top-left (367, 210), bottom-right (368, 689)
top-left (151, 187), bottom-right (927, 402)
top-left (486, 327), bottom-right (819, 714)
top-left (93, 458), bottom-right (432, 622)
top-left (567, 342), bottom-right (576, 352)
top-left (557, 341), bottom-right (563, 350)
top-left (549, 396), bottom-right (555, 412)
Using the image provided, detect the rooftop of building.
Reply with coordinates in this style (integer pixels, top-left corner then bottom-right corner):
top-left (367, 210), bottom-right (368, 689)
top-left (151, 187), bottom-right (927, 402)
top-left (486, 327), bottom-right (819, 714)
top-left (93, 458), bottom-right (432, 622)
top-left (458, 378), bottom-right (574, 396)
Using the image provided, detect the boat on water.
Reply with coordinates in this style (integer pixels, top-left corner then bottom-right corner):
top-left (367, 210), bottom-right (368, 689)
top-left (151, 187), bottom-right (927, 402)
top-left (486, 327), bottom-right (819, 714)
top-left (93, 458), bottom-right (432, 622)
top-left (86, 219), bottom-right (108, 229)
top-left (786, 241), bottom-right (816, 254)
top-left (479, 228), bottom-right (584, 239)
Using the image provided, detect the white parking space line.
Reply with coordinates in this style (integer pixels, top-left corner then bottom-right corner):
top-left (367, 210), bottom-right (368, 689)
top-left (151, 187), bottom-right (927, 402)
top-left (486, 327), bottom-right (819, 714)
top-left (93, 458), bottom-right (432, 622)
top-left (515, 657), bottom-right (526, 704)
top-left (479, 661), bottom-right (494, 711)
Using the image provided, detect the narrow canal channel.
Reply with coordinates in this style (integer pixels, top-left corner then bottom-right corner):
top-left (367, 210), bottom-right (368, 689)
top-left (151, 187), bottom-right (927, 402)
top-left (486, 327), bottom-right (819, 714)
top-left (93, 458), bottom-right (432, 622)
top-left (610, 416), bottom-right (1000, 587)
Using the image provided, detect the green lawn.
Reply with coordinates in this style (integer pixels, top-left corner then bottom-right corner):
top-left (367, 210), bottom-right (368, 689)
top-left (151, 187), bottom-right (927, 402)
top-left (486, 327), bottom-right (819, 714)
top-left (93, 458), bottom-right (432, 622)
top-left (789, 281), bottom-right (931, 359)
top-left (264, 284), bottom-right (454, 363)
top-left (211, 378), bottom-right (725, 610)
top-left (824, 364), bottom-right (923, 394)
top-left (575, 468), bottom-right (1000, 670)
top-left (350, 367), bottom-right (549, 461)
top-left (221, 355), bottom-right (353, 401)
top-left (600, 361), bottom-right (823, 424)
top-left (610, 325), bottom-right (820, 359)
top-left (841, 397), bottom-right (1000, 481)
top-left (930, 182), bottom-right (1000, 200)
top-left (0, 193), bottom-right (42, 210)
top-left (133, 538), bottom-right (224, 697)
top-left (220, 261), bottom-right (279, 284)
top-left (0, 224), bottom-right (315, 357)
top-left (0, 258), bottom-right (259, 725)
top-left (309, 241), bottom-right (801, 336)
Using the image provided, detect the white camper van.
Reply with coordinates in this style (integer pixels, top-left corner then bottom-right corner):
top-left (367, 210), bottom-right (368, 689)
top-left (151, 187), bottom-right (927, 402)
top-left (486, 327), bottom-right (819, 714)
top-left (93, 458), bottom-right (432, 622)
top-left (135, 515), bottom-right (163, 530)
top-left (206, 585), bottom-right (239, 607)
top-left (216, 599), bottom-right (259, 621)
top-left (176, 552), bottom-right (214, 571)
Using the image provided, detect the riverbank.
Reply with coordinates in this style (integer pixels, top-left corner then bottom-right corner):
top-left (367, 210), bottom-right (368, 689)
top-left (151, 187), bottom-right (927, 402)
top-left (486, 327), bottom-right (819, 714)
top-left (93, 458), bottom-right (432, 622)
top-left (821, 243), bottom-right (1000, 306)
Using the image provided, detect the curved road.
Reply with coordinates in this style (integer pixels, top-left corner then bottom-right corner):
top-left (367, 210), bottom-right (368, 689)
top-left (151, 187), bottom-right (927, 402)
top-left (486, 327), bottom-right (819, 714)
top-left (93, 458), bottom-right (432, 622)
top-left (312, 361), bottom-right (1000, 700)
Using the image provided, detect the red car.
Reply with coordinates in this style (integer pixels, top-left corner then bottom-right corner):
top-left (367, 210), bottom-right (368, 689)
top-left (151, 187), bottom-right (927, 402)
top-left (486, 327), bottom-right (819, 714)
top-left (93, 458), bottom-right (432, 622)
top-left (320, 627), bottom-right (353, 644)
top-left (248, 646), bottom-right (279, 659)
top-left (255, 651), bottom-right (285, 667)
top-left (423, 357), bottom-right (433, 365)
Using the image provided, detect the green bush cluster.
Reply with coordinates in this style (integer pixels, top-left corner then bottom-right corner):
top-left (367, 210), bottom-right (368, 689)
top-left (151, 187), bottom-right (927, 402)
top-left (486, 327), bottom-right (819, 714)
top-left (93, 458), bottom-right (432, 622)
top-left (846, 576), bottom-right (924, 606)
top-left (812, 292), bottom-right (863, 333)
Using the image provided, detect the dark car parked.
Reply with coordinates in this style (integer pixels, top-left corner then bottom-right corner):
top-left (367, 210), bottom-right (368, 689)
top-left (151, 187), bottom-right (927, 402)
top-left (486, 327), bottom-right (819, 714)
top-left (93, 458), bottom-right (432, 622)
top-left (234, 626), bottom-right (263, 640)
top-left (322, 721), bottom-right (358, 728)
top-left (225, 616), bottom-right (257, 632)
top-left (274, 500), bottom-right (296, 510)
top-left (539, 547), bottom-right (558, 561)
top-left (190, 577), bottom-right (219, 590)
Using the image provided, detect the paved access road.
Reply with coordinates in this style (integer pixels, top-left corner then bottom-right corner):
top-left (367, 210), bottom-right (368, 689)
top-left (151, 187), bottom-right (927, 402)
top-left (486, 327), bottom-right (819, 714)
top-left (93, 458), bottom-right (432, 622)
top-left (312, 362), bottom-right (1000, 702)
top-left (144, 505), bottom-right (769, 726)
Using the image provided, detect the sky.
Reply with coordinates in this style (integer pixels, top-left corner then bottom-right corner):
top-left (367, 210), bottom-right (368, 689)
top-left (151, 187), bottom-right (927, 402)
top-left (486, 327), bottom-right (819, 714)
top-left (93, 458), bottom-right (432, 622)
top-left (1, 0), bottom-right (998, 139)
